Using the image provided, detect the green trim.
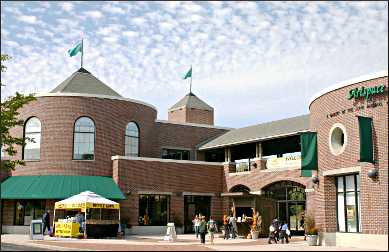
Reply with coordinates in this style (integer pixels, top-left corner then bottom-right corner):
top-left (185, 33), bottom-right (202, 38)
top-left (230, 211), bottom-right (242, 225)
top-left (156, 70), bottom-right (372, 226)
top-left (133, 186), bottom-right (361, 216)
top-left (300, 170), bottom-right (312, 177)
top-left (1, 175), bottom-right (125, 200)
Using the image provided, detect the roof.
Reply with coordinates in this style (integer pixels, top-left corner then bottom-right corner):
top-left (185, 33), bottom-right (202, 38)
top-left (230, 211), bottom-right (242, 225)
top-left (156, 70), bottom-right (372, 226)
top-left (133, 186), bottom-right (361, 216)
top-left (55, 191), bottom-right (119, 209)
top-left (169, 92), bottom-right (213, 112)
top-left (308, 70), bottom-right (388, 109)
top-left (50, 67), bottom-right (122, 97)
top-left (1, 175), bottom-right (125, 200)
top-left (198, 114), bottom-right (310, 150)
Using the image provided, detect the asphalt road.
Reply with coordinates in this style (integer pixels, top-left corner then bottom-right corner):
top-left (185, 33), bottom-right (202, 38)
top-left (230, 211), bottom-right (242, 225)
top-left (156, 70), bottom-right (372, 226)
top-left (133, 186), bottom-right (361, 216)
top-left (1, 243), bottom-right (53, 251)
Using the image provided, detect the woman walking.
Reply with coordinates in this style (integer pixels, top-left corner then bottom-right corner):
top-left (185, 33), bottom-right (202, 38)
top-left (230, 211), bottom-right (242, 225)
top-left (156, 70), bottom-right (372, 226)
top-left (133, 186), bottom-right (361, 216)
top-left (198, 216), bottom-right (207, 245)
top-left (207, 216), bottom-right (218, 245)
top-left (193, 215), bottom-right (200, 239)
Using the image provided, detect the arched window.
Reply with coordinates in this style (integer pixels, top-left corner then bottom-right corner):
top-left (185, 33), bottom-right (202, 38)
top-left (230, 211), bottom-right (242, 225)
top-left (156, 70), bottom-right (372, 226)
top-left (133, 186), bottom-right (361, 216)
top-left (73, 117), bottom-right (95, 160)
top-left (125, 122), bottom-right (139, 157)
top-left (23, 117), bottom-right (41, 160)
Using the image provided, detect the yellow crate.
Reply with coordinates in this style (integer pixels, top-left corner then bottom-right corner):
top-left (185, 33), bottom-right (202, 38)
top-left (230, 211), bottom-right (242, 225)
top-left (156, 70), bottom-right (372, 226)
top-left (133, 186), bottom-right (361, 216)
top-left (54, 222), bottom-right (80, 238)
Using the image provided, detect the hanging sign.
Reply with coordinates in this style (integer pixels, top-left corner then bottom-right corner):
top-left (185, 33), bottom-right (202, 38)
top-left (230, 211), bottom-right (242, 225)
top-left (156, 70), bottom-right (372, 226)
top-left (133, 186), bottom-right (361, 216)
top-left (266, 155), bottom-right (301, 169)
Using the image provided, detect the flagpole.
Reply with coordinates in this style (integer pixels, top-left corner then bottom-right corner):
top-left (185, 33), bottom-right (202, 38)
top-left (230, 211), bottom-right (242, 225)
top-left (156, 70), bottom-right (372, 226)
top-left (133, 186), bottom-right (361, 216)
top-left (189, 65), bottom-right (192, 94)
top-left (81, 38), bottom-right (84, 68)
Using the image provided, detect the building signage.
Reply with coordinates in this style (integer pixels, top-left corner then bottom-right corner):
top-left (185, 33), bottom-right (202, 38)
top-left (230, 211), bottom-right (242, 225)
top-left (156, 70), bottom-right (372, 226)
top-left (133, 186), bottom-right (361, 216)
top-left (266, 155), bottom-right (301, 169)
top-left (348, 85), bottom-right (386, 100)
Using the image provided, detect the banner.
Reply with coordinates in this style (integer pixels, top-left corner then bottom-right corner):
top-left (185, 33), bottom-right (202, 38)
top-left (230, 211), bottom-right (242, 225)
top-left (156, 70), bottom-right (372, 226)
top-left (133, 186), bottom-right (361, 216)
top-left (358, 116), bottom-right (374, 163)
top-left (300, 132), bottom-right (318, 177)
top-left (266, 155), bottom-right (301, 169)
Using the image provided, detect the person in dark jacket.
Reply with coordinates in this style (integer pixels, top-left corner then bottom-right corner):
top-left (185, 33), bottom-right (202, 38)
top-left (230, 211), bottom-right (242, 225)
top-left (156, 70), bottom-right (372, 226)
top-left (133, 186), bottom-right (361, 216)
top-left (42, 210), bottom-right (51, 235)
top-left (198, 216), bottom-right (207, 244)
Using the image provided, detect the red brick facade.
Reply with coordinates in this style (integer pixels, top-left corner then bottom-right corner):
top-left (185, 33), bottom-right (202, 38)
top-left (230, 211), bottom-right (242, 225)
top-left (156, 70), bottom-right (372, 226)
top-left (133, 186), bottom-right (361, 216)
top-left (168, 107), bottom-right (214, 125)
top-left (309, 76), bottom-right (388, 235)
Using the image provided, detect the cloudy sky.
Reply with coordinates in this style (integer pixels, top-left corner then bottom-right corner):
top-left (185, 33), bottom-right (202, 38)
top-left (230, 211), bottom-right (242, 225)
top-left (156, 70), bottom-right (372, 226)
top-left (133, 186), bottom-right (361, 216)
top-left (1, 1), bottom-right (388, 128)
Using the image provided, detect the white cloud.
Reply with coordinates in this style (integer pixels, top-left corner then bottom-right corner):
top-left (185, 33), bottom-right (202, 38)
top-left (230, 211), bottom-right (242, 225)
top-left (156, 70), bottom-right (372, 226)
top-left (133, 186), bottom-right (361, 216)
top-left (17, 15), bottom-right (37, 24)
top-left (123, 30), bottom-right (139, 38)
top-left (60, 2), bottom-right (74, 12)
top-left (103, 4), bottom-right (125, 14)
top-left (84, 10), bottom-right (103, 19)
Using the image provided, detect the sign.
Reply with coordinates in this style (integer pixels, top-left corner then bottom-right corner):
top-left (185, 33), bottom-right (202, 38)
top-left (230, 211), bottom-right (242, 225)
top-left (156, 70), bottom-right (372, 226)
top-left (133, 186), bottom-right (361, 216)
top-left (55, 202), bottom-right (119, 210)
top-left (348, 85), bottom-right (386, 100)
top-left (266, 155), bottom-right (301, 169)
top-left (54, 222), bottom-right (80, 237)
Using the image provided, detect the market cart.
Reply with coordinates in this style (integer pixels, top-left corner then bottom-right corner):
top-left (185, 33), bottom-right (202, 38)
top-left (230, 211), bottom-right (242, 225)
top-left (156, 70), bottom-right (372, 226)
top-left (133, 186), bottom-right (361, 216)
top-left (53, 191), bottom-right (120, 238)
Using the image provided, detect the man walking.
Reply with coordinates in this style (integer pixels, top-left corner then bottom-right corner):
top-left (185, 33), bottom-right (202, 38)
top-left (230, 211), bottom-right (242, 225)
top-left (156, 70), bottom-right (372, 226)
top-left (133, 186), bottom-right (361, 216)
top-left (42, 209), bottom-right (51, 236)
top-left (198, 216), bottom-right (207, 245)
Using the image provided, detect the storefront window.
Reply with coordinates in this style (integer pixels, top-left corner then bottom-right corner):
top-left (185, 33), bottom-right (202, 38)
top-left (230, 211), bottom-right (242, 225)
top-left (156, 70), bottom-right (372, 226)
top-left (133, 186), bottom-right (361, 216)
top-left (138, 195), bottom-right (170, 226)
top-left (14, 200), bottom-right (46, 225)
top-left (336, 174), bottom-right (360, 232)
top-left (162, 149), bottom-right (190, 160)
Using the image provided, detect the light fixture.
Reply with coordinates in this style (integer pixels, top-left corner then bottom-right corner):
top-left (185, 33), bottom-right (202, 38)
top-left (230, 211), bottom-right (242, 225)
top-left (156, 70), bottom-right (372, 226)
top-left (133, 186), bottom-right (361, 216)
top-left (312, 175), bottom-right (319, 184)
top-left (367, 168), bottom-right (378, 178)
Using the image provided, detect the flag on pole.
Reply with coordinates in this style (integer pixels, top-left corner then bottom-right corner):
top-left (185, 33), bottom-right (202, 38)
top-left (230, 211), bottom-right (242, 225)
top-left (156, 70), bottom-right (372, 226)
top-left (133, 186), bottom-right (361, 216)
top-left (68, 41), bottom-right (83, 57)
top-left (183, 67), bottom-right (192, 80)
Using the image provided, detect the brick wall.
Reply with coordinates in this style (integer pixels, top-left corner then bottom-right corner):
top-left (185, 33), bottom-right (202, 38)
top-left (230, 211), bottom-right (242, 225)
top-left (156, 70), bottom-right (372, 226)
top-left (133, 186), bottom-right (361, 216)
top-left (113, 158), bottom-right (224, 226)
top-left (168, 107), bottom-right (214, 125)
top-left (310, 76), bottom-right (388, 234)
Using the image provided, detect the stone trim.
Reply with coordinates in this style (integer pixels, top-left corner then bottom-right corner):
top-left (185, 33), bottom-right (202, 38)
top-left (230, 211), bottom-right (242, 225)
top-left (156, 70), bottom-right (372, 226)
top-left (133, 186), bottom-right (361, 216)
top-left (308, 70), bottom-right (388, 108)
top-left (111, 155), bottom-right (223, 166)
top-left (36, 92), bottom-right (158, 111)
top-left (322, 166), bottom-right (361, 176)
top-left (182, 192), bottom-right (215, 196)
top-left (137, 191), bottom-right (173, 195)
top-left (229, 171), bottom-right (251, 176)
top-left (156, 120), bottom-right (232, 130)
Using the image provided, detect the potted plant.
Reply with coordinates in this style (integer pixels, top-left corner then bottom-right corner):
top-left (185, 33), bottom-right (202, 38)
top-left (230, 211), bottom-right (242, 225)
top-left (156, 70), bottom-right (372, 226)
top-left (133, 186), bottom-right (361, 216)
top-left (305, 215), bottom-right (318, 246)
top-left (250, 212), bottom-right (261, 240)
top-left (171, 214), bottom-right (183, 234)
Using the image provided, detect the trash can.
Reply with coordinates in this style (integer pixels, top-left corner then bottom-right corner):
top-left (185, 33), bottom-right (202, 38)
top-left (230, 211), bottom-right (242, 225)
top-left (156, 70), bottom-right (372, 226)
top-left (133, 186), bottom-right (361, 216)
top-left (30, 220), bottom-right (44, 240)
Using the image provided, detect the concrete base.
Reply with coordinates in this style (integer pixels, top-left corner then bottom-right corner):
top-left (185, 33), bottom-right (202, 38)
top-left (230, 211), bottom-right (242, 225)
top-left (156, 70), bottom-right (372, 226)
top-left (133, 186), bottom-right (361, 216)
top-left (126, 226), bottom-right (168, 235)
top-left (2, 225), bottom-right (30, 234)
top-left (321, 232), bottom-right (388, 250)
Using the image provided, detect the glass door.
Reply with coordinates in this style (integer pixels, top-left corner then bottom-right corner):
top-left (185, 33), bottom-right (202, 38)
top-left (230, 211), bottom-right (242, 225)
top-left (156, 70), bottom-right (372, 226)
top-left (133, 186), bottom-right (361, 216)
top-left (288, 202), bottom-right (305, 235)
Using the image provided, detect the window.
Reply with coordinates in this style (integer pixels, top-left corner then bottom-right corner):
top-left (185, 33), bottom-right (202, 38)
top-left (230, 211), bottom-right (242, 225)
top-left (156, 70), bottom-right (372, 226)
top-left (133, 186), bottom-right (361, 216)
top-left (23, 117), bottom-right (41, 160)
top-left (336, 174), bottom-right (361, 232)
top-left (161, 149), bottom-right (190, 160)
top-left (329, 123), bottom-right (347, 156)
top-left (125, 122), bottom-right (139, 157)
top-left (73, 117), bottom-right (95, 160)
top-left (139, 194), bottom-right (170, 226)
top-left (14, 200), bottom-right (46, 225)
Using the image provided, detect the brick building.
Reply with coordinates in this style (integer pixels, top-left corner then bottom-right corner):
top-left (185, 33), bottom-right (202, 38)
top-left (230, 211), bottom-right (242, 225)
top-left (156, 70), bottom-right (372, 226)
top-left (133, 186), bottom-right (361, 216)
top-left (1, 68), bottom-right (387, 249)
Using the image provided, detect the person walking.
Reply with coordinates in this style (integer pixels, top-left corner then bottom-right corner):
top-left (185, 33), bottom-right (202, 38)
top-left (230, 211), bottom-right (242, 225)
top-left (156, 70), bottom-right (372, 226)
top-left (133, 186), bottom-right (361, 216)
top-left (42, 209), bottom-right (51, 236)
top-left (207, 216), bottom-right (218, 245)
top-left (268, 218), bottom-right (278, 244)
top-left (223, 214), bottom-right (230, 240)
top-left (193, 215), bottom-right (200, 239)
top-left (280, 221), bottom-right (290, 244)
top-left (229, 214), bottom-right (237, 239)
top-left (198, 216), bottom-right (207, 245)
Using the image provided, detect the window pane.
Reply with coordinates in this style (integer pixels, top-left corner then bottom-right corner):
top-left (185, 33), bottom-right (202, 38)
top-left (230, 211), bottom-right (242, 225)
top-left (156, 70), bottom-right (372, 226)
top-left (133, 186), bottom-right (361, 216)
top-left (337, 177), bottom-right (344, 192)
top-left (126, 122), bottom-right (139, 137)
top-left (138, 195), bottom-right (170, 226)
top-left (75, 117), bottom-right (95, 133)
top-left (337, 192), bottom-right (345, 232)
top-left (346, 191), bottom-right (357, 232)
top-left (25, 117), bottom-right (41, 133)
top-left (345, 175), bottom-right (355, 192)
top-left (161, 149), bottom-right (190, 160)
top-left (73, 132), bottom-right (94, 160)
top-left (356, 174), bottom-right (360, 192)
top-left (24, 118), bottom-right (41, 160)
top-left (15, 201), bottom-right (24, 225)
top-left (358, 191), bottom-right (361, 232)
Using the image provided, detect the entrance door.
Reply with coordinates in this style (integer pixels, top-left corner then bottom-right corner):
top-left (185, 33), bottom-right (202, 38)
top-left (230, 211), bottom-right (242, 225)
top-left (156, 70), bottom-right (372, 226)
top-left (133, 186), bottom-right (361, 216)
top-left (288, 202), bottom-right (305, 235)
top-left (184, 196), bottom-right (211, 233)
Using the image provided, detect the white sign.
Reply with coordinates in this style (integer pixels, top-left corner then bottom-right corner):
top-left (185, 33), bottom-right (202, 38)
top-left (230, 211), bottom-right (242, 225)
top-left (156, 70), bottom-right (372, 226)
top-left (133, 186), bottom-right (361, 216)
top-left (266, 155), bottom-right (301, 169)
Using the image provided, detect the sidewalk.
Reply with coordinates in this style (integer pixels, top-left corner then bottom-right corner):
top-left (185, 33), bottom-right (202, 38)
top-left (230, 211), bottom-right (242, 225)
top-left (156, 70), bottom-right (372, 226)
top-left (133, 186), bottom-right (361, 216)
top-left (0, 234), bottom-right (382, 251)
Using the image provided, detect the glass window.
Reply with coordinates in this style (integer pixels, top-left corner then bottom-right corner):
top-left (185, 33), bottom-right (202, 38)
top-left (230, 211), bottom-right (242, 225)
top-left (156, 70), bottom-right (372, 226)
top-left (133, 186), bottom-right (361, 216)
top-left (161, 149), bottom-right (190, 160)
top-left (125, 122), bottom-right (139, 157)
top-left (73, 117), bottom-right (95, 160)
top-left (14, 200), bottom-right (46, 225)
top-left (336, 174), bottom-right (360, 233)
top-left (23, 117), bottom-right (41, 160)
top-left (138, 194), bottom-right (170, 226)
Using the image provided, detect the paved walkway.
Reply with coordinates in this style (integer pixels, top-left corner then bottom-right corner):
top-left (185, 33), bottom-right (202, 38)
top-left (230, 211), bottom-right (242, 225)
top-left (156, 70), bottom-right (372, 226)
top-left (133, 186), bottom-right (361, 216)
top-left (0, 234), bottom-right (382, 251)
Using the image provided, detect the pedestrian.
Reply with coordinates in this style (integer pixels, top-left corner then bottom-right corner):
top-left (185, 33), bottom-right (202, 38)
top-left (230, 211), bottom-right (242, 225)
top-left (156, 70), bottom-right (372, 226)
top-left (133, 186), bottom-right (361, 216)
top-left (75, 211), bottom-right (85, 233)
top-left (42, 209), bottom-right (51, 236)
top-left (207, 216), bottom-right (218, 245)
top-left (229, 214), bottom-right (237, 239)
top-left (268, 218), bottom-right (278, 244)
top-left (280, 221), bottom-right (290, 244)
top-left (198, 216), bottom-right (207, 244)
top-left (223, 214), bottom-right (230, 240)
top-left (193, 215), bottom-right (200, 239)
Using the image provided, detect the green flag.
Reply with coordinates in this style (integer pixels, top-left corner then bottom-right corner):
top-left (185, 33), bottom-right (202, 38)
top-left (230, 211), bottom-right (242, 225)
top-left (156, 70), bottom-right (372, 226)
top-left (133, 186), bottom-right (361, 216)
top-left (68, 41), bottom-right (82, 57)
top-left (183, 67), bottom-right (192, 80)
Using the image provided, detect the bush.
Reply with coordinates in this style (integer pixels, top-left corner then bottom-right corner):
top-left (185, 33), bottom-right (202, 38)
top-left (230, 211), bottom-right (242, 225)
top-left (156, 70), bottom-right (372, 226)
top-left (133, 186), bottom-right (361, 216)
top-left (306, 227), bottom-right (318, 235)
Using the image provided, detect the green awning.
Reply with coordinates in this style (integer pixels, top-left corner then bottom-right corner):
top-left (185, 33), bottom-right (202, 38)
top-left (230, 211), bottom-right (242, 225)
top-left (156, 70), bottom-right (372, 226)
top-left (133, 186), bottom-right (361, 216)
top-left (1, 175), bottom-right (125, 200)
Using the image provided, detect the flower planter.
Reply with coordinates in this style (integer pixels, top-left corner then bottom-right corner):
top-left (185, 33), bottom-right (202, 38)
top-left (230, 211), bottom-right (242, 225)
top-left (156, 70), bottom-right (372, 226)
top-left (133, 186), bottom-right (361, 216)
top-left (307, 235), bottom-right (318, 246)
top-left (251, 231), bottom-right (259, 240)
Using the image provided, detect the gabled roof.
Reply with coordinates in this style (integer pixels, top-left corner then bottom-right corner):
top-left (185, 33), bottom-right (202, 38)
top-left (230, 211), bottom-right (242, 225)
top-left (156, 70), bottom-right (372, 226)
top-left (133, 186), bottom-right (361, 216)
top-left (169, 92), bottom-right (213, 112)
top-left (50, 67), bottom-right (122, 97)
top-left (198, 114), bottom-right (310, 150)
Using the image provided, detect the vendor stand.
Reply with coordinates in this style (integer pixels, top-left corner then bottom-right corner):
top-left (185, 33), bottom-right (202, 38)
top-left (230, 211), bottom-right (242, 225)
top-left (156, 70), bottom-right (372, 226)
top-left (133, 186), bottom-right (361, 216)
top-left (53, 191), bottom-right (120, 238)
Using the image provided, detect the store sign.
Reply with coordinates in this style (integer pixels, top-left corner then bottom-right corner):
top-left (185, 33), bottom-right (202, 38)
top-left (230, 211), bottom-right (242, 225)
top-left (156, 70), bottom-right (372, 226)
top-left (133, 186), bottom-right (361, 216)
top-left (266, 155), bottom-right (301, 169)
top-left (348, 85), bottom-right (386, 100)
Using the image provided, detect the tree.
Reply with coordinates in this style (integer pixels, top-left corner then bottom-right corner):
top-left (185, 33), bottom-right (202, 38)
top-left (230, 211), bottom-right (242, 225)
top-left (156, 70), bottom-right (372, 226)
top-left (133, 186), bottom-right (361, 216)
top-left (1, 54), bottom-right (36, 171)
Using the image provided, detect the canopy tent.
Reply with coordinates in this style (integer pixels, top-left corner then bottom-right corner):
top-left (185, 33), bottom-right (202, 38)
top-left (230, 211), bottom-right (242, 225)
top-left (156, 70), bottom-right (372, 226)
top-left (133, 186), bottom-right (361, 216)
top-left (54, 191), bottom-right (120, 238)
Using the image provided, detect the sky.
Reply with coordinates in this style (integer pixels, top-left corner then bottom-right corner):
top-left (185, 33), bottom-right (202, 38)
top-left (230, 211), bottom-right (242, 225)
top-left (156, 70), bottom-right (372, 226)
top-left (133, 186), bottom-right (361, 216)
top-left (1, 1), bottom-right (388, 128)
